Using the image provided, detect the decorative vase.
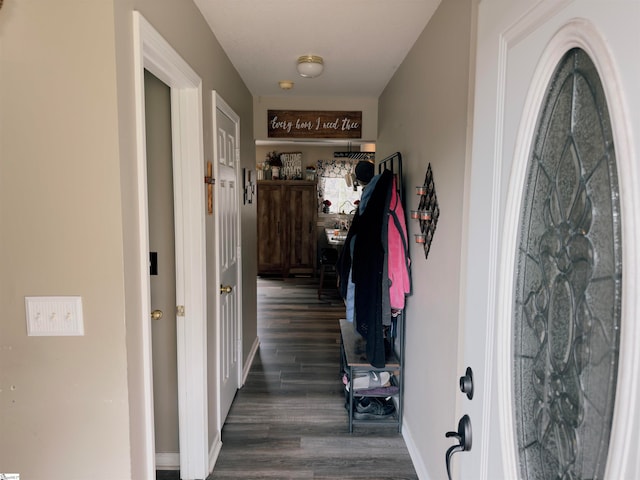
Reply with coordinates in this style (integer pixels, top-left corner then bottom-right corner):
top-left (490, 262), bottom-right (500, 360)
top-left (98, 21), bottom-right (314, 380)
top-left (271, 166), bottom-right (280, 179)
top-left (323, 205), bottom-right (330, 214)
top-left (305, 169), bottom-right (316, 181)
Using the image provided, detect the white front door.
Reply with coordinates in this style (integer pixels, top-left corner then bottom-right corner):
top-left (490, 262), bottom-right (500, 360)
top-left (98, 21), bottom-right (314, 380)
top-left (460, 1), bottom-right (640, 479)
top-left (213, 93), bottom-right (242, 427)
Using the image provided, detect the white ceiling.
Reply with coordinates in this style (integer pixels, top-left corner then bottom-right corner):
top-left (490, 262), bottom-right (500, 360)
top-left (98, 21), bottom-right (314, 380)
top-left (193, 0), bottom-right (442, 99)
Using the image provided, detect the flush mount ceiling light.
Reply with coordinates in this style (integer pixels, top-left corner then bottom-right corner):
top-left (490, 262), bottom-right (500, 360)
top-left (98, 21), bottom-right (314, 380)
top-left (279, 80), bottom-right (294, 90)
top-left (297, 55), bottom-right (324, 78)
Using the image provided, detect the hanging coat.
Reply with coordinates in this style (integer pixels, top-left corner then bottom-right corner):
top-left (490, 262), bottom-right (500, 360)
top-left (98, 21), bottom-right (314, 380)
top-left (387, 175), bottom-right (411, 310)
top-left (338, 169), bottom-right (393, 367)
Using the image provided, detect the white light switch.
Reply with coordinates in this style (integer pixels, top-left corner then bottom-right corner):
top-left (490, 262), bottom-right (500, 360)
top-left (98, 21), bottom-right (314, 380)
top-left (25, 296), bottom-right (84, 336)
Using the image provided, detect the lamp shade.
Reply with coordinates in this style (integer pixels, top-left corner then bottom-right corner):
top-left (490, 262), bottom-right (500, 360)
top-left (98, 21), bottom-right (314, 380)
top-left (297, 55), bottom-right (324, 78)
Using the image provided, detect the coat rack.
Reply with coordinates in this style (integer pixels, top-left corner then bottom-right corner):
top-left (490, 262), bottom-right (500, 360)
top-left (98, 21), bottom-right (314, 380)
top-left (411, 163), bottom-right (439, 259)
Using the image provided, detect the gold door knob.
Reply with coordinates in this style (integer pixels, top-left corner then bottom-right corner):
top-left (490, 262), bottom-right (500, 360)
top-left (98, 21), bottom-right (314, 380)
top-left (150, 309), bottom-right (163, 321)
top-left (220, 285), bottom-right (233, 294)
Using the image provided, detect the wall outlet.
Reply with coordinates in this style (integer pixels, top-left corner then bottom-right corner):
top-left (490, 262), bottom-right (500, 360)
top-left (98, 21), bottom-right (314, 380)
top-left (25, 296), bottom-right (84, 336)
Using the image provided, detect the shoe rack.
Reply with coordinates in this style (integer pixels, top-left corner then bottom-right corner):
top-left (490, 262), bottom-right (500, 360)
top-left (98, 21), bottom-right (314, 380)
top-left (339, 318), bottom-right (405, 433)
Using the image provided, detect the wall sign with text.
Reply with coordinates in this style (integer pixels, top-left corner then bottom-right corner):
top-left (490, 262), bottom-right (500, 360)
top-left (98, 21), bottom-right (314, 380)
top-left (267, 110), bottom-right (362, 139)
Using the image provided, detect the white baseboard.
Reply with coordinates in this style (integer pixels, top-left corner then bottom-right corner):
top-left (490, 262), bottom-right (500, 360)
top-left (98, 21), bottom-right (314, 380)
top-left (155, 423), bottom-right (223, 474)
top-left (242, 336), bottom-right (260, 386)
top-left (209, 430), bottom-right (223, 474)
top-left (155, 452), bottom-right (179, 470)
top-left (155, 433), bottom-right (223, 474)
top-left (402, 416), bottom-right (430, 480)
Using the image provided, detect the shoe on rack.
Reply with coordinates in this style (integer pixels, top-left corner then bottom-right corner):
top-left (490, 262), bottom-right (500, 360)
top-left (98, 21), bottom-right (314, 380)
top-left (353, 397), bottom-right (395, 420)
top-left (346, 371), bottom-right (391, 392)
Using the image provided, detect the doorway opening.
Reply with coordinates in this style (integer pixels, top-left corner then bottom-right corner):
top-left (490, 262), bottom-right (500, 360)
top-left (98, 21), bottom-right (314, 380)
top-left (133, 12), bottom-right (209, 479)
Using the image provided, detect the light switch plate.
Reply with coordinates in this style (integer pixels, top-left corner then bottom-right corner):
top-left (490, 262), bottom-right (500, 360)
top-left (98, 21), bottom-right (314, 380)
top-left (25, 296), bottom-right (84, 336)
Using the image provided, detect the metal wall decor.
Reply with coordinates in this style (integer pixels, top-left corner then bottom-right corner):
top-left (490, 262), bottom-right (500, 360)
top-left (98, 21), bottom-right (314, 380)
top-left (411, 163), bottom-right (439, 259)
top-left (243, 168), bottom-right (255, 204)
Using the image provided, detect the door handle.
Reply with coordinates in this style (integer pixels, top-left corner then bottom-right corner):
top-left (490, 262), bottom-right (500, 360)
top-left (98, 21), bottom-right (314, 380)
top-left (150, 309), bottom-right (163, 321)
top-left (445, 414), bottom-right (472, 480)
top-left (220, 285), bottom-right (233, 294)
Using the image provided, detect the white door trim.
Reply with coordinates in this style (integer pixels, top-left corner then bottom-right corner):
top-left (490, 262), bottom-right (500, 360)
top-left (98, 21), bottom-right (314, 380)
top-left (133, 12), bottom-right (209, 479)
top-left (212, 91), bottom-right (243, 430)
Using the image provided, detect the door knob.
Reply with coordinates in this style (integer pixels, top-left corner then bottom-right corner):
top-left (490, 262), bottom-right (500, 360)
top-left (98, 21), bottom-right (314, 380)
top-left (459, 367), bottom-right (474, 400)
top-left (150, 309), bottom-right (163, 321)
top-left (220, 285), bottom-right (233, 294)
top-left (445, 414), bottom-right (472, 480)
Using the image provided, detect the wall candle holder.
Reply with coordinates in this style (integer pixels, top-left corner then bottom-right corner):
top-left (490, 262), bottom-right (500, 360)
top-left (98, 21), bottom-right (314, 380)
top-left (414, 163), bottom-right (439, 259)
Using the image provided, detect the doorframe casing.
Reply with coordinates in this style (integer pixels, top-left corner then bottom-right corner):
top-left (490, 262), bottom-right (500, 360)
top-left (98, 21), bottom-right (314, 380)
top-left (133, 12), bottom-right (209, 479)
top-left (212, 91), bottom-right (244, 429)
top-left (495, 16), bottom-right (640, 480)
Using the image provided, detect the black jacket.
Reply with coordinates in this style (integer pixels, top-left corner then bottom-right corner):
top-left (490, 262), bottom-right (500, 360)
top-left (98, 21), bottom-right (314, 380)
top-left (338, 169), bottom-right (393, 367)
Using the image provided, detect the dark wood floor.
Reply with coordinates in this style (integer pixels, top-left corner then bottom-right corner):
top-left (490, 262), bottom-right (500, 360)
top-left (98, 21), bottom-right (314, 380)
top-left (159, 276), bottom-right (418, 480)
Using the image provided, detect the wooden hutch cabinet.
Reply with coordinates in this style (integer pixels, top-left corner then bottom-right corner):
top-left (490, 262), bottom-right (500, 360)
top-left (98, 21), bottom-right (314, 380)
top-left (257, 180), bottom-right (318, 276)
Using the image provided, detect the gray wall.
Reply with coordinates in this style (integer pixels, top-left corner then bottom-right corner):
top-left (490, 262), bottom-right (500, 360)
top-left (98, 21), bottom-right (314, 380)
top-left (0, 0), bottom-right (256, 478)
top-left (0, 2), bottom-right (131, 478)
top-left (0, 0), bottom-right (474, 476)
top-left (377, 0), bottom-right (475, 477)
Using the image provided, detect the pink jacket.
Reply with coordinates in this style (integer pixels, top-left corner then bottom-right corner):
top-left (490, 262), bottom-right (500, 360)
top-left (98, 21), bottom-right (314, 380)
top-left (388, 176), bottom-right (411, 309)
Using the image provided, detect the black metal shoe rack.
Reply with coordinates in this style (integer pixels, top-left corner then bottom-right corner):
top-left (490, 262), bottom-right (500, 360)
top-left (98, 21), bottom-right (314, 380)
top-left (339, 316), bottom-right (405, 432)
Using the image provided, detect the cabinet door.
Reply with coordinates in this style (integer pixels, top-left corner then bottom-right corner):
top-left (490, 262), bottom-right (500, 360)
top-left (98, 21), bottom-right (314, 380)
top-left (286, 184), bottom-right (317, 274)
top-left (257, 183), bottom-right (285, 274)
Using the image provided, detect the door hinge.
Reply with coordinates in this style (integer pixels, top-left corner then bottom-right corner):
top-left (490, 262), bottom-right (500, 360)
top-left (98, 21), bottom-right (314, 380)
top-left (176, 305), bottom-right (185, 317)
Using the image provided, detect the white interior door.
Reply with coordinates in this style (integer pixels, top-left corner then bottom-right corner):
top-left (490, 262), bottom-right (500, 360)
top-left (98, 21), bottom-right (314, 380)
top-left (213, 93), bottom-right (242, 427)
top-left (133, 13), bottom-right (209, 480)
top-left (459, 1), bottom-right (640, 479)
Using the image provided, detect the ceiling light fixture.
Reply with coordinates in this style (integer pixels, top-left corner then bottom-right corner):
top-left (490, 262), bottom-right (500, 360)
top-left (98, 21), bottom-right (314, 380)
top-left (279, 80), bottom-right (294, 90)
top-left (297, 55), bottom-right (324, 78)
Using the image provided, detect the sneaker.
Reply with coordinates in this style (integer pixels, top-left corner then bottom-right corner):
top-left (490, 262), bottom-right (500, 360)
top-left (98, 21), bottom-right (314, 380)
top-left (353, 397), bottom-right (395, 420)
top-left (346, 371), bottom-right (391, 392)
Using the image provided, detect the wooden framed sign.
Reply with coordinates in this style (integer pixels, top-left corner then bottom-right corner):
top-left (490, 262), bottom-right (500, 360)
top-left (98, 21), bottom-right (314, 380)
top-left (280, 152), bottom-right (302, 179)
top-left (268, 110), bottom-right (362, 139)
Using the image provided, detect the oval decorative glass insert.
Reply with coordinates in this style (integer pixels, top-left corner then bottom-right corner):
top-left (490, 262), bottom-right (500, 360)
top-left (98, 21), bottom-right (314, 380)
top-left (513, 48), bottom-right (622, 480)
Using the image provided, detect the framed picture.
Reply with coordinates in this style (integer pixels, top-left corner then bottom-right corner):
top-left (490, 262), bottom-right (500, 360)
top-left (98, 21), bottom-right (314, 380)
top-left (280, 152), bottom-right (302, 179)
